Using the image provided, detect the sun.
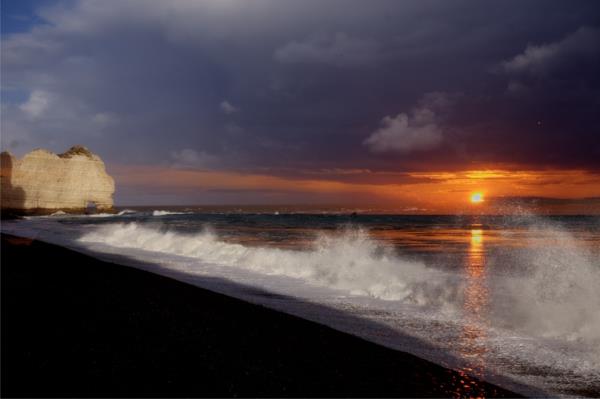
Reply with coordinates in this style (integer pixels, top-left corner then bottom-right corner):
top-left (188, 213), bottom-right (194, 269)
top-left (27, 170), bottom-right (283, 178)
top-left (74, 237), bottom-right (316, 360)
top-left (470, 192), bottom-right (484, 204)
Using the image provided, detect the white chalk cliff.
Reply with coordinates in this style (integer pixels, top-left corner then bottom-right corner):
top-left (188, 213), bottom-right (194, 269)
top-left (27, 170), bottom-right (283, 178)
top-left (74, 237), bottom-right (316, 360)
top-left (1, 146), bottom-right (115, 213)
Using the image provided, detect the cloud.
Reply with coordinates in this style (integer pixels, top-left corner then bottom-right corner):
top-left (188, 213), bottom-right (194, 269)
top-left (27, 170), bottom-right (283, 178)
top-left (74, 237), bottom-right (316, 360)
top-left (364, 93), bottom-right (453, 153)
top-left (19, 90), bottom-right (50, 119)
top-left (170, 148), bottom-right (219, 169)
top-left (4, 87), bottom-right (116, 154)
top-left (364, 110), bottom-right (442, 153)
top-left (502, 26), bottom-right (600, 76)
top-left (219, 100), bottom-right (239, 114)
top-left (224, 122), bottom-right (244, 135)
top-left (92, 112), bottom-right (119, 126)
top-left (2, 0), bottom-right (600, 176)
top-left (274, 32), bottom-right (380, 67)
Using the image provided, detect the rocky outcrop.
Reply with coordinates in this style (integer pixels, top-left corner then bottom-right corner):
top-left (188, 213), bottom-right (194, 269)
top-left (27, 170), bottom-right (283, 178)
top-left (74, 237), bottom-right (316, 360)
top-left (1, 146), bottom-right (115, 214)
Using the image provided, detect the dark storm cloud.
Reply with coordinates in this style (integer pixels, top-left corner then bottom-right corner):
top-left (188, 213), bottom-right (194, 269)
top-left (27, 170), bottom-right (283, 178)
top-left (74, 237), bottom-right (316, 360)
top-left (501, 26), bottom-right (600, 76)
top-left (2, 0), bottom-right (600, 177)
top-left (274, 32), bottom-right (382, 67)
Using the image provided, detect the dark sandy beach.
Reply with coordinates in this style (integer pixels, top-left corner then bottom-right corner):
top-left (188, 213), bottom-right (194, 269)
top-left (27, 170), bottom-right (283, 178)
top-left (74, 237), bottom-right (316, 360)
top-left (1, 233), bottom-right (520, 397)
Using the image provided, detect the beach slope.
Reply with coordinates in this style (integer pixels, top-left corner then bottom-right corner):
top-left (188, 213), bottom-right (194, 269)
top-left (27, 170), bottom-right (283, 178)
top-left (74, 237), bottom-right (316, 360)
top-left (1, 234), bottom-right (519, 397)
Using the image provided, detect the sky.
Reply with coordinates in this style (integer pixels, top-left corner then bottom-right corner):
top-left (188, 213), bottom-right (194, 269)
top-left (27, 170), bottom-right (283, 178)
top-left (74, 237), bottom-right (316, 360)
top-left (1, 0), bottom-right (600, 212)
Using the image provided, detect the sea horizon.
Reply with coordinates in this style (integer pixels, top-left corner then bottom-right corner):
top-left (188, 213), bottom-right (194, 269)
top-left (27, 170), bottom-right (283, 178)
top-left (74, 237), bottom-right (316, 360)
top-left (113, 203), bottom-right (600, 216)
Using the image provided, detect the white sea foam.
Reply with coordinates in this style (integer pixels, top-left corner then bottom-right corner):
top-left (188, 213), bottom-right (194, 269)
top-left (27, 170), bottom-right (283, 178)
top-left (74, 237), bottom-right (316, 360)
top-left (34, 210), bottom-right (135, 219)
top-left (491, 224), bottom-right (600, 345)
top-left (84, 209), bottom-right (136, 217)
top-left (78, 221), bottom-right (600, 349)
top-left (79, 223), bottom-right (462, 305)
top-left (152, 210), bottom-right (188, 216)
top-left (117, 209), bottom-right (137, 215)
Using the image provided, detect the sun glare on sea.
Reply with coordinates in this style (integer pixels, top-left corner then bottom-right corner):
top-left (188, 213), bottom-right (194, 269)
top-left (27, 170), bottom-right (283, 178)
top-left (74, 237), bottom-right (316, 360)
top-left (470, 192), bottom-right (484, 204)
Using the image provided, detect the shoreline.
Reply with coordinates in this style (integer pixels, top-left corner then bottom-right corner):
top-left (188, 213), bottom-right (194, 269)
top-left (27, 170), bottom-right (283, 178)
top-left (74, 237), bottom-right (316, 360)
top-left (1, 233), bottom-right (521, 397)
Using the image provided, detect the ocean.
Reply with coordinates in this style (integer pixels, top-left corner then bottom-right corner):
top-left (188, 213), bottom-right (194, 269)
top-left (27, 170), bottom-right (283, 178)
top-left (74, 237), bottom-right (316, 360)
top-left (3, 207), bottom-right (600, 397)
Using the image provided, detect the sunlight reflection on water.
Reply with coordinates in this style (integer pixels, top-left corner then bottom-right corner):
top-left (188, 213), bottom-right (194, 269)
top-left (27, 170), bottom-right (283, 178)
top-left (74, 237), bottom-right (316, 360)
top-left (453, 227), bottom-right (490, 398)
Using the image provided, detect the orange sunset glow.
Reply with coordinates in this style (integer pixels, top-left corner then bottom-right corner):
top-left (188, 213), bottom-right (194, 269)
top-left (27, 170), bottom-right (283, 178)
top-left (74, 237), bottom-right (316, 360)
top-left (109, 164), bottom-right (600, 214)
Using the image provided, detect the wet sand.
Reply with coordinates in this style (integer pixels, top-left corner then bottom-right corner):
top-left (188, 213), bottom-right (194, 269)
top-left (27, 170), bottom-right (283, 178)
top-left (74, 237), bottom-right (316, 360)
top-left (1, 233), bottom-right (520, 397)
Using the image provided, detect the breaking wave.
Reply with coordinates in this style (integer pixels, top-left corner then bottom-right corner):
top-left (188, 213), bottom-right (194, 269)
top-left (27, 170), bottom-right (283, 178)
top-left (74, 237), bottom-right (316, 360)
top-left (152, 210), bottom-right (189, 216)
top-left (89, 210), bottom-right (137, 217)
top-left (117, 209), bottom-right (137, 215)
top-left (78, 221), bottom-right (600, 348)
top-left (491, 223), bottom-right (600, 344)
top-left (79, 223), bottom-right (462, 305)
